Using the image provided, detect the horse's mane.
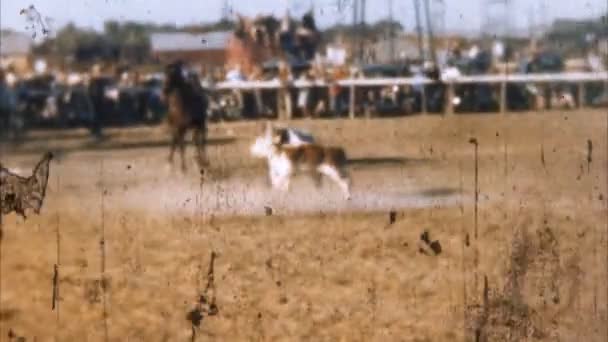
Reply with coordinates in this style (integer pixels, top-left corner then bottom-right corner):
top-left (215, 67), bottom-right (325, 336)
top-left (163, 61), bottom-right (186, 95)
top-left (301, 11), bottom-right (317, 31)
top-left (163, 61), bottom-right (207, 122)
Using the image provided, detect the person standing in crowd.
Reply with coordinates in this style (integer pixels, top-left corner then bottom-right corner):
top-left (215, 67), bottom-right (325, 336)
top-left (296, 70), bottom-right (313, 118)
top-left (277, 59), bottom-right (293, 119)
top-left (249, 65), bottom-right (266, 117)
top-left (328, 64), bottom-right (347, 116)
top-left (87, 64), bottom-right (106, 139)
top-left (0, 68), bottom-right (21, 140)
top-left (225, 63), bottom-right (246, 117)
top-left (311, 62), bottom-right (327, 117)
top-left (279, 12), bottom-right (296, 57)
top-left (0, 69), bottom-right (11, 135)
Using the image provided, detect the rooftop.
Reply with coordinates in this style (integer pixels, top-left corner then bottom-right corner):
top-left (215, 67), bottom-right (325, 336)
top-left (0, 31), bottom-right (32, 56)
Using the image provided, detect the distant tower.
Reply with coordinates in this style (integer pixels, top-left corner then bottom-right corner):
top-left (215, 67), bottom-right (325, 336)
top-left (221, 0), bottom-right (231, 21)
top-left (481, 0), bottom-right (512, 38)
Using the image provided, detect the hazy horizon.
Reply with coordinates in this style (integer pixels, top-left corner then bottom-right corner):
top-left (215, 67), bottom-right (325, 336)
top-left (1, 0), bottom-right (606, 39)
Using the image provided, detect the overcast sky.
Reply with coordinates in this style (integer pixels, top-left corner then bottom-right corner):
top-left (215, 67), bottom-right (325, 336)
top-left (1, 0), bottom-right (606, 36)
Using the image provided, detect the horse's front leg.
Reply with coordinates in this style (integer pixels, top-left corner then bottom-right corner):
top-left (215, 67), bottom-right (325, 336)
top-left (179, 138), bottom-right (187, 173)
top-left (167, 133), bottom-right (177, 164)
top-left (274, 168), bottom-right (291, 192)
top-left (279, 176), bottom-right (290, 192)
top-left (173, 127), bottom-right (186, 173)
top-left (269, 167), bottom-right (283, 189)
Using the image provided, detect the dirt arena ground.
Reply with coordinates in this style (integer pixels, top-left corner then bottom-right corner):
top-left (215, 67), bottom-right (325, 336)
top-left (0, 109), bottom-right (606, 341)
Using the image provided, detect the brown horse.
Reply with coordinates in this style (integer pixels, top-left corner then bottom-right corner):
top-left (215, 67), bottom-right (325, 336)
top-left (162, 60), bottom-right (209, 172)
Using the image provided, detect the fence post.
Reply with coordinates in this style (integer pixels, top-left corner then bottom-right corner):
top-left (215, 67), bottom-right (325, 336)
top-left (499, 80), bottom-right (507, 114)
top-left (421, 84), bottom-right (428, 114)
top-left (578, 81), bottom-right (586, 108)
top-left (276, 89), bottom-right (282, 120)
top-left (286, 87), bottom-right (292, 120)
top-left (534, 82), bottom-right (545, 112)
top-left (604, 79), bottom-right (608, 106)
top-left (349, 84), bottom-right (355, 119)
top-left (445, 82), bottom-right (454, 115)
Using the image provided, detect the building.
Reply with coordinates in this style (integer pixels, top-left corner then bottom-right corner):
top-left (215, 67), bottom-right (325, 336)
top-left (371, 36), bottom-right (420, 63)
top-left (150, 31), bottom-right (231, 69)
top-left (0, 31), bottom-right (32, 73)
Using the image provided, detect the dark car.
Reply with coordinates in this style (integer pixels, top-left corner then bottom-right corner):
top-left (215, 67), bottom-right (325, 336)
top-left (57, 84), bottom-right (95, 127)
top-left (526, 51), bottom-right (564, 73)
top-left (452, 51), bottom-right (500, 113)
top-left (88, 76), bottom-right (121, 129)
top-left (358, 63), bottom-right (416, 116)
top-left (139, 77), bottom-right (166, 124)
top-left (14, 75), bottom-right (66, 128)
top-left (0, 81), bottom-right (22, 140)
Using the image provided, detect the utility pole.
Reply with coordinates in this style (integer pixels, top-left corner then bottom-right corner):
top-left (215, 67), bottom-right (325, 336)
top-left (413, 0), bottom-right (425, 61)
top-left (422, 0), bottom-right (437, 66)
top-left (352, 0), bottom-right (359, 63)
top-left (388, 0), bottom-right (395, 62)
top-left (359, 0), bottom-right (367, 62)
top-left (431, 0), bottom-right (446, 52)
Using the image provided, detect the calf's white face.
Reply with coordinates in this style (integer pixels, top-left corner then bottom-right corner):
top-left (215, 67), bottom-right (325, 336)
top-left (249, 133), bottom-right (274, 158)
top-left (250, 125), bottom-right (311, 158)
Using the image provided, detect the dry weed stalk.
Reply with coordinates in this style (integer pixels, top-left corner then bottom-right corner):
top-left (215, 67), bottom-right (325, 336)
top-left (0, 152), bottom-right (53, 219)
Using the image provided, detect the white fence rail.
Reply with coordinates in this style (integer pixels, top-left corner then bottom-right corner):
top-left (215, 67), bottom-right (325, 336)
top-left (212, 71), bottom-right (608, 117)
top-left (215, 72), bottom-right (608, 89)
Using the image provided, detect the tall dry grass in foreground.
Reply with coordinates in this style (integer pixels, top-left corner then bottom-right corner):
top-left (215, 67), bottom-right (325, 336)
top-left (0, 110), bottom-right (606, 341)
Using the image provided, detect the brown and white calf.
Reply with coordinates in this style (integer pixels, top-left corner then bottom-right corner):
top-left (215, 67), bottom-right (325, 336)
top-left (250, 124), bottom-right (352, 199)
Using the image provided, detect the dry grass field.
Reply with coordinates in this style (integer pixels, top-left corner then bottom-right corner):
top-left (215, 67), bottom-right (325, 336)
top-left (0, 109), bottom-right (606, 341)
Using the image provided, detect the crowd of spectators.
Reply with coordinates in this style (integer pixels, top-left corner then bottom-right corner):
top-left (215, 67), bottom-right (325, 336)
top-left (1, 34), bottom-right (607, 140)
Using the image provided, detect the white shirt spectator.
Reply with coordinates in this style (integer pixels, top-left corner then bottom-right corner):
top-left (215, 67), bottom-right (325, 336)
top-left (587, 53), bottom-right (605, 72)
top-left (5, 72), bottom-right (17, 87)
top-left (468, 45), bottom-right (480, 59)
top-left (441, 65), bottom-right (461, 82)
top-left (226, 68), bottom-right (245, 82)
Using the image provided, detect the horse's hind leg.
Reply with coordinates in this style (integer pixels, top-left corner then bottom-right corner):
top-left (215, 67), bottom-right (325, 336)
top-left (168, 129), bottom-right (179, 166)
top-left (318, 164), bottom-right (351, 200)
top-left (193, 128), bottom-right (209, 169)
top-left (171, 127), bottom-right (187, 172)
top-left (178, 131), bottom-right (187, 173)
top-left (193, 129), bottom-right (203, 169)
top-left (310, 170), bottom-right (323, 188)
